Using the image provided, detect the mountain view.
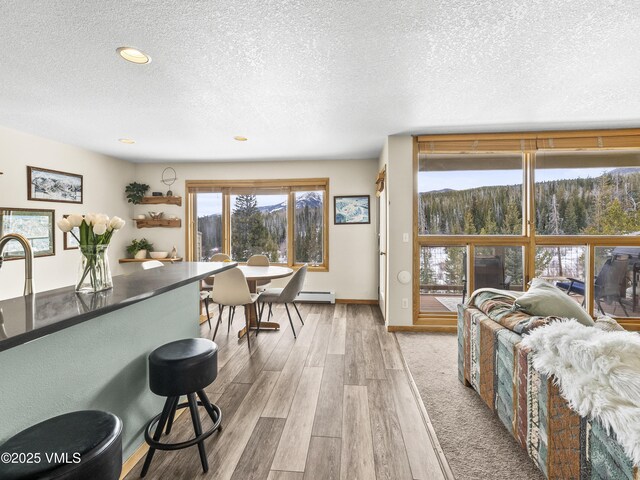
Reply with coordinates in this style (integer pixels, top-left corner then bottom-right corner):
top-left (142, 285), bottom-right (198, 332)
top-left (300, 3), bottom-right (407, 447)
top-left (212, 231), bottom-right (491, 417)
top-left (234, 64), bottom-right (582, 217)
top-left (197, 192), bottom-right (323, 263)
top-left (419, 169), bottom-right (640, 236)
top-left (419, 168), bottom-right (640, 289)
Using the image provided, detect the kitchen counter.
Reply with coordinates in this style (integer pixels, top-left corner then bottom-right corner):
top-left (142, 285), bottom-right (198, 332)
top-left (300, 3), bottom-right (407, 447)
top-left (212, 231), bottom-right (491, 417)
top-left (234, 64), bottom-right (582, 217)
top-left (0, 261), bottom-right (235, 352)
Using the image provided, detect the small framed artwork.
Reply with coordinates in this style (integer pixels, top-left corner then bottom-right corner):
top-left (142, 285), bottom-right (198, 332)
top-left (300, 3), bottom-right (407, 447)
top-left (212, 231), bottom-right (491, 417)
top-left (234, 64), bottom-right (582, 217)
top-left (27, 166), bottom-right (83, 204)
top-left (0, 207), bottom-right (55, 259)
top-left (334, 195), bottom-right (371, 225)
top-left (62, 214), bottom-right (80, 250)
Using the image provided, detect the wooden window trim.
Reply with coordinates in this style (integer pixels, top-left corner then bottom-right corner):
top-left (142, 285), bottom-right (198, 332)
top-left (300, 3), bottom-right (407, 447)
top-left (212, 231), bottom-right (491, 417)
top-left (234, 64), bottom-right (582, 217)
top-left (413, 129), bottom-right (640, 328)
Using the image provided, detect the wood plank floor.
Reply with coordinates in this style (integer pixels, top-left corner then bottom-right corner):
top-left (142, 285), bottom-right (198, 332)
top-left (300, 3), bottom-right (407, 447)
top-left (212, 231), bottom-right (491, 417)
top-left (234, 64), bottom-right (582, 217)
top-left (124, 304), bottom-right (448, 480)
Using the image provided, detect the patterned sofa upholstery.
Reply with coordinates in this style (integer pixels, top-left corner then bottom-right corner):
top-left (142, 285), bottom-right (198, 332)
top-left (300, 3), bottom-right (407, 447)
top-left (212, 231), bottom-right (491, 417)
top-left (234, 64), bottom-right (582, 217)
top-left (457, 290), bottom-right (639, 480)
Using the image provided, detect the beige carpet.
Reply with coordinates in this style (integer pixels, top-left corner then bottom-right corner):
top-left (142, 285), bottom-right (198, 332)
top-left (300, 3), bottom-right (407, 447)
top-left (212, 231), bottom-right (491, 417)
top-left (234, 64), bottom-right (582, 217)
top-left (396, 332), bottom-right (544, 480)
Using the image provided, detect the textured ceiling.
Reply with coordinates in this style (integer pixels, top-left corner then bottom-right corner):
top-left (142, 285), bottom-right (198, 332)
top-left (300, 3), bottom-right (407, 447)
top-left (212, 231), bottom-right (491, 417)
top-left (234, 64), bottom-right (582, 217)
top-left (0, 0), bottom-right (639, 163)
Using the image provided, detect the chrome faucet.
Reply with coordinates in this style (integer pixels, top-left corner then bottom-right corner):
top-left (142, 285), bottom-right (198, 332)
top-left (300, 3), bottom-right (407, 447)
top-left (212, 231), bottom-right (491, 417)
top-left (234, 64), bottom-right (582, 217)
top-left (0, 233), bottom-right (34, 295)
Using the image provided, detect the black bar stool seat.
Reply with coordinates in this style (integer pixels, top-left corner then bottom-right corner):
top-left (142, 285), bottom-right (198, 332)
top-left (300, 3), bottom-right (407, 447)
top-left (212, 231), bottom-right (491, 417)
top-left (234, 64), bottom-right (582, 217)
top-left (0, 410), bottom-right (122, 480)
top-left (141, 338), bottom-right (222, 477)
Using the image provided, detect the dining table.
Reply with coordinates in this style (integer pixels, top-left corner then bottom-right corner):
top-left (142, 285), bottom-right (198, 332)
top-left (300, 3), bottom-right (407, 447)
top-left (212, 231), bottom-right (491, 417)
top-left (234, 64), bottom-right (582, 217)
top-left (234, 265), bottom-right (293, 338)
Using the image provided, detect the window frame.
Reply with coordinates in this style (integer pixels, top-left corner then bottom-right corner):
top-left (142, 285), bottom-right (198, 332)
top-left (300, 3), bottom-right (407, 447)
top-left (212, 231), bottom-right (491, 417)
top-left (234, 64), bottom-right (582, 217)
top-left (413, 129), bottom-right (640, 331)
top-left (186, 178), bottom-right (330, 271)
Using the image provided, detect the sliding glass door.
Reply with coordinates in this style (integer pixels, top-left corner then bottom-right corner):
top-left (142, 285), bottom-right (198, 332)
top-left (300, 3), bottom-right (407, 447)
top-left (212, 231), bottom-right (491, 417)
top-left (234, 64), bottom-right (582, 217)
top-left (414, 131), bottom-right (640, 328)
top-left (416, 152), bottom-right (528, 314)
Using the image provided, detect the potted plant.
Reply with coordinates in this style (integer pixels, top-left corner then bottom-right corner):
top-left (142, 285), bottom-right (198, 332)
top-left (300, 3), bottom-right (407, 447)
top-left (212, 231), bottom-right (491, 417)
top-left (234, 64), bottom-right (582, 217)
top-left (127, 238), bottom-right (154, 259)
top-left (125, 182), bottom-right (150, 205)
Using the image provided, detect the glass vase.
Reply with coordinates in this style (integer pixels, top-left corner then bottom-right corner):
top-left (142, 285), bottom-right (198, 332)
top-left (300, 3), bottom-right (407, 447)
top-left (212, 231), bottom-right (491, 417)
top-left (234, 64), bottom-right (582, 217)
top-left (76, 245), bottom-right (113, 293)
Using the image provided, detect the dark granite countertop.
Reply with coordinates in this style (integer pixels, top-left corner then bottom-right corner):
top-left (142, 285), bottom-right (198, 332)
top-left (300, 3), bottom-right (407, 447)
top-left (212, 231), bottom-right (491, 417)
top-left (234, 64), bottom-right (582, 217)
top-left (0, 261), bottom-right (236, 353)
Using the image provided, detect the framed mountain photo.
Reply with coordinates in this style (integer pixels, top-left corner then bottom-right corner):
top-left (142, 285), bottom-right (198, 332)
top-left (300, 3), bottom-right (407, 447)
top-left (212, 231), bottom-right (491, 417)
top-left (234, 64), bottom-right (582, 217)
top-left (334, 195), bottom-right (370, 224)
top-left (0, 207), bottom-right (55, 258)
top-left (27, 166), bottom-right (83, 204)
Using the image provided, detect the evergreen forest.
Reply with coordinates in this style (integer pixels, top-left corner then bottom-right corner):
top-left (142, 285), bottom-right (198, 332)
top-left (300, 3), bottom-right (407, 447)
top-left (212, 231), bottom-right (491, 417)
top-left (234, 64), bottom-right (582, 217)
top-left (197, 192), bottom-right (324, 263)
top-left (419, 169), bottom-right (640, 236)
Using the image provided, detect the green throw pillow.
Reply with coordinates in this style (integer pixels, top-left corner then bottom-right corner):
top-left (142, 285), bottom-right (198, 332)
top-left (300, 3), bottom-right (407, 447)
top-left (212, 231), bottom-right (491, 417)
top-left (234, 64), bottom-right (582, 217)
top-left (513, 278), bottom-right (595, 326)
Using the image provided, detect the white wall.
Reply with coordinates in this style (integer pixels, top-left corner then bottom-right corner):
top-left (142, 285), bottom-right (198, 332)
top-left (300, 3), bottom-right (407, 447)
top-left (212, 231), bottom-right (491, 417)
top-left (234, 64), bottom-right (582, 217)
top-left (131, 159), bottom-right (379, 300)
top-left (384, 135), bottom-right (414, 326)
top-left (0, 126), bottom-right (135, 300)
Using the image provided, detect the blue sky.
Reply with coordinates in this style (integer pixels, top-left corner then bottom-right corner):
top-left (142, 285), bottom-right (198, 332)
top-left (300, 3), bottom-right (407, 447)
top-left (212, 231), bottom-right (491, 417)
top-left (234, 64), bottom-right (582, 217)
top-left (419, 167), bottom-right (628, 192)
top-left (197, 193), bottom-right (288, 216)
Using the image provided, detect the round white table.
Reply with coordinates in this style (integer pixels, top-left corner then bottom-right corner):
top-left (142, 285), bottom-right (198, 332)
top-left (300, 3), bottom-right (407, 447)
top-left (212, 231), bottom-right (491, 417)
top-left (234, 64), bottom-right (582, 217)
top-left (236, 265), bottom-right (293, 338)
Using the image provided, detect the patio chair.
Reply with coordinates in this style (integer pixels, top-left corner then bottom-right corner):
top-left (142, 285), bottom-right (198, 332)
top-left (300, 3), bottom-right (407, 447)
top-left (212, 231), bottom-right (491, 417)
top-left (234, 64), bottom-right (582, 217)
top-left (557, 255), bottom-right (630, 316)
top-left (461, 255), bottom-right (512, 302)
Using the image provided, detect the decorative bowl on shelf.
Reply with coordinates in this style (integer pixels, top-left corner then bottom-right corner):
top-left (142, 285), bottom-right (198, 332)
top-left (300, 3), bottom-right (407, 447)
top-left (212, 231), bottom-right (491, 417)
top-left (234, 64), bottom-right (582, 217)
top-left (148, 211), bottom-right (164, 220)
top-left (150, 251), bottom-right (169, 259)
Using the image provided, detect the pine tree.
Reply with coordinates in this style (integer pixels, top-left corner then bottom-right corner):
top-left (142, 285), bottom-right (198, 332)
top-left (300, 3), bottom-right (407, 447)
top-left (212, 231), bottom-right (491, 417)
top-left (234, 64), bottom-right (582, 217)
top-left (443, 247), bottom-right (465, 291)
top-left (231, 195), bottom-right (269, 261)
top-left (504, 200), bottom-right (522, 234)
top-left (463, 211), bottom-right (476, 234)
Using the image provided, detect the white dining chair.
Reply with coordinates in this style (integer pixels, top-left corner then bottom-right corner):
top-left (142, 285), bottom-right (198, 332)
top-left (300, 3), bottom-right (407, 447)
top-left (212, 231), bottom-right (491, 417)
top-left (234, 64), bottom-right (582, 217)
top-left (258, 265), bottom-right (307, 338)
top-left (211, 267), bottom-right (260, 349)
top-left (141, 260), bottom-right (164, 270)
top-left (202, 252), bottom-right (232, 326)
top-left (247, 254), bottom-right (271, 290)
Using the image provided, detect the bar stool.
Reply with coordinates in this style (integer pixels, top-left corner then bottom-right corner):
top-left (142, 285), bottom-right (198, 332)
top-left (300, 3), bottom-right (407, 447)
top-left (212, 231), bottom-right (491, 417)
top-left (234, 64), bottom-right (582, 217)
top-left (141, 338), bottom-right (222, 477)
top-left (0, 410), bottom-right (122, 480)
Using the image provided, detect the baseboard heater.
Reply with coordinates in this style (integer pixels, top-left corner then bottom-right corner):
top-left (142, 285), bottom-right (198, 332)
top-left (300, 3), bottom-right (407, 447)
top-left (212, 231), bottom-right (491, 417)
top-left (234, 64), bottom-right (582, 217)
top-left (295, 291), bottom-right (336, 304)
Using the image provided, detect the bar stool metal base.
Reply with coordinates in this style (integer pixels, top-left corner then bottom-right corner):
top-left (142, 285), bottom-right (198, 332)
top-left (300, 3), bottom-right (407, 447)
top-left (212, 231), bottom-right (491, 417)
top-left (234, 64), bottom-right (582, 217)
top-left (140, 390), bottom-right (222, 477)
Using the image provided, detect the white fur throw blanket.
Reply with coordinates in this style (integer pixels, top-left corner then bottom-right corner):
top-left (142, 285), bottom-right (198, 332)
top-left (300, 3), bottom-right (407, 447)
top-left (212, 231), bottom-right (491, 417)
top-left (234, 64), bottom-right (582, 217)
top-left (521, 319), bottom-right (640, 465)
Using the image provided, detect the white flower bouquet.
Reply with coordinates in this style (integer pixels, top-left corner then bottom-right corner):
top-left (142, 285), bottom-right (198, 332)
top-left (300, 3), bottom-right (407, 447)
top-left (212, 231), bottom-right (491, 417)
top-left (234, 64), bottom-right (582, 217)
top-left (57, 213), bottom-right (126, 292)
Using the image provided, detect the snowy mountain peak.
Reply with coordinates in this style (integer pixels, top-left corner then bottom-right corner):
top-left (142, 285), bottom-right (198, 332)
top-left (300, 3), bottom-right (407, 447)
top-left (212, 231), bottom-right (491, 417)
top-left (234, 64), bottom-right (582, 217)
top-left (258, 192), bottom-right (323, 213)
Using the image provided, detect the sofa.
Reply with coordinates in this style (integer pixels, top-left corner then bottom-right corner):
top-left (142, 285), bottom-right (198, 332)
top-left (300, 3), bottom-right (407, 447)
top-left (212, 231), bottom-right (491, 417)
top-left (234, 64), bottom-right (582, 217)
top-left (457, 289), bottom-right (639, 479)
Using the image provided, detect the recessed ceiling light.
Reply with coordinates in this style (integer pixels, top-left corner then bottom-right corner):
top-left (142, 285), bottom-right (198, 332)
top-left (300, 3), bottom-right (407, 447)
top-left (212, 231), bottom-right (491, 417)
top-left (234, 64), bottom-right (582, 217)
top-left (116, 47), bottom-right (151, 64)
top-left (118, 138), bottom-right (135, 144)
top-left (234, 136), bottom-right (248, 142)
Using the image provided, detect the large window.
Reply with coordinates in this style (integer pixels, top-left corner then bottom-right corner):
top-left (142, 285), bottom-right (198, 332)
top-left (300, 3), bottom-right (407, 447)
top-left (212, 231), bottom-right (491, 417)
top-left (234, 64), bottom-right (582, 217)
top-left (418, 154), bottom-right (523, 235)
top-left (536, 151), bottom-right (640, 235)
top-left (187, 179), bottom-right (329, 270)
top-left (415, 132), bottom-right (640, 326)
top-left (230, 193), bottom-right (288, 262)
top-left (196, 192), bottom-right (222, 261)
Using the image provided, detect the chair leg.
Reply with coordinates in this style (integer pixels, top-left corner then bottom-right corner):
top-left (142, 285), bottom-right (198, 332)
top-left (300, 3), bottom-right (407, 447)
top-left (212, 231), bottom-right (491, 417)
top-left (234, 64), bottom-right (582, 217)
top-left (254, 303), bottom-right (259, 330)
top-left (187, 393), bottom-right (209, 473)
top-left (597, 298), bottom-right (606, 315)
top-left (292, 302), bottom-right (304, 325)
top-left (620, 298), bottom-right (629, 317)
top-left (141, 396), bottom-right (174, 477)
top-left (245, 311), bottom-right (251, 350)
top-left (164, 395), bottom-right (180, 435)
top-left (204, 299), bottom-right (212, 329)
top-left (212, 305), bottom-right (224, 341)
top-left (284, 303), bottom-right (296, 339)
top-left (196, 390), bottom-right (222, 429)
top-left (227, 306), bottom-right (233, 334)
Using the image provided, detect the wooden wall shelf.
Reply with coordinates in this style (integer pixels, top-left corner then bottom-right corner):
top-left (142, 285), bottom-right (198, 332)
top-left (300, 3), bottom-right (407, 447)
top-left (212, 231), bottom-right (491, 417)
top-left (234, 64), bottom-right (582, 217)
top-left (139, 196), bottom-right (182, 206)
top-left (134, 219), bottom-right (181, 228)
top-left (119, 257), bottom-right (183, 264)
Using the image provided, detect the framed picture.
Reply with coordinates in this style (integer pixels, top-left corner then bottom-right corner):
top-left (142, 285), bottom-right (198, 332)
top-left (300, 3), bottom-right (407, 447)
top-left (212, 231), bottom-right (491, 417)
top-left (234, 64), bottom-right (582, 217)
top-left (334, 195), bottom-right (371, 225)
top-left (0, 207), bottom-right (55, 259)
top-left (27, 166), bottom-right (83, 204)
top-left (62, 214), bottom-right (79, 250)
